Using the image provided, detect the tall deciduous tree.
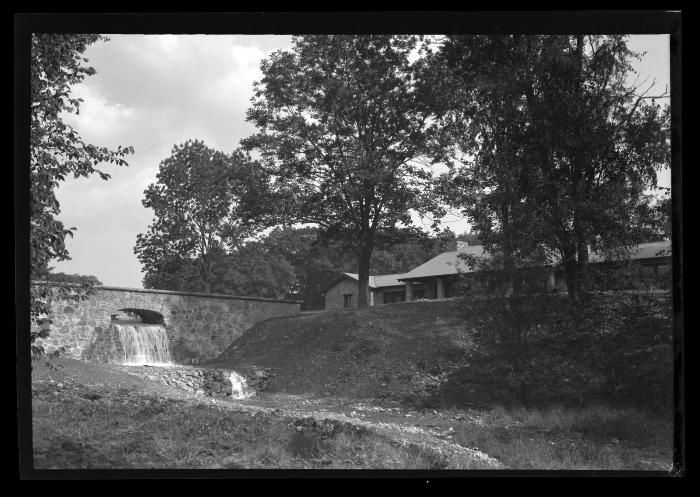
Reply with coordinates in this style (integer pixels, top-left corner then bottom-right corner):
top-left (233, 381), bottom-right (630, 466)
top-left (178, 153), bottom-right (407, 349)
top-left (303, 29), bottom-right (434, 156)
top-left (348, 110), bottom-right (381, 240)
top-left (432, 35), bottom-right (670, 301)
top-left (135, 140), bottom-right (261, 294)
top-left (31, 34), bottom-right (132, 278)
top-left (242, 35), bottom-right (439, 308)
top-left (30, 34), bottom-right (132, 349)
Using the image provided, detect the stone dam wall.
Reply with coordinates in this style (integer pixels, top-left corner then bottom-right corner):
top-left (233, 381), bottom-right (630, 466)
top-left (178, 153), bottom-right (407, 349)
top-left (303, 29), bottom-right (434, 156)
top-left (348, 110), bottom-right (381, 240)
top-left (31, 283), bottom-right (301, 364)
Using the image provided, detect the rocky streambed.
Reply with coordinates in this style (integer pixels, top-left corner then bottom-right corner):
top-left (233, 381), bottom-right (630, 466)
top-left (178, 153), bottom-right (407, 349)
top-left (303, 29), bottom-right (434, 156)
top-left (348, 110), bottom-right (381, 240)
top-left (110, 364), bottom-right (272, 398)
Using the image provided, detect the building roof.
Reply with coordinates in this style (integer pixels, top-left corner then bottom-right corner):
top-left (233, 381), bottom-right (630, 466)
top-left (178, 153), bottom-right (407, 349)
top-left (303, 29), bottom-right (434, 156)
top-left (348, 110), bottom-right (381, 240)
top-left (398, 245), bottom-right (485, 280)
top-left (321, 272), bottom-right (407, 294)
top-left (585, 240), bottom-right (672, 264)
top-left (342, 273), bottom-right (406, 288)
top-left (399, 241), bottom-right (672, 280)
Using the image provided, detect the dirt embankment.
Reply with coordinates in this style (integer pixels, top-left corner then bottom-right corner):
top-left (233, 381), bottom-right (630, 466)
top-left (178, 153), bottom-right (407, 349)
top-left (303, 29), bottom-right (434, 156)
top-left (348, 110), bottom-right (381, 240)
top-left (207, 296), bottom-right (673, 413)
top-left (205, 299), bottom-right (472, 404)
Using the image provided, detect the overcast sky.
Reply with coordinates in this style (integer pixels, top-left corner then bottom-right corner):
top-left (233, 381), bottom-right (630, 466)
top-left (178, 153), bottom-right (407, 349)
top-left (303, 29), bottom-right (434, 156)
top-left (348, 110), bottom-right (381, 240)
top-left (50, 34), bottom-right (671, 288)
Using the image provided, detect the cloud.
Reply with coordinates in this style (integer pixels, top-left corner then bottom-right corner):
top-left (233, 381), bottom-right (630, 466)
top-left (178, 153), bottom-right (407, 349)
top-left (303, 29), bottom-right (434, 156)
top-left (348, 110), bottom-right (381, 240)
top-left (52, 35), bottom-right (293, 287)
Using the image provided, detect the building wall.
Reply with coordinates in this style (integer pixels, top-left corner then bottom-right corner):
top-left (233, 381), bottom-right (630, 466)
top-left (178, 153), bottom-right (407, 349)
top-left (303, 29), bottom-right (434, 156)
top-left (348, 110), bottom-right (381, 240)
top-left (31, 283), bottom-right (301, 364)
top-left (324, 278), bottom-right (366, 309)
top-left (323, 279), bottom-right (407, 308)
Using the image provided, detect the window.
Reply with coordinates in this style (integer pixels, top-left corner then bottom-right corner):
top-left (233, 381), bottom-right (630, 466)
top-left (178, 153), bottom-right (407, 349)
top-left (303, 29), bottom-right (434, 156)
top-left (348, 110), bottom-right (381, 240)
top-left (383, 291), bottom-right (406, 304)
top-left (343, 294), bottom-right (353, 308)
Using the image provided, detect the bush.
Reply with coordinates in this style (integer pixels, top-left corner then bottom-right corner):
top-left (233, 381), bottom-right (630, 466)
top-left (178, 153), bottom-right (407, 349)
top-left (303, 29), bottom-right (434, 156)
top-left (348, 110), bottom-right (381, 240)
top-left (438, 290), bottom-right (673, 411)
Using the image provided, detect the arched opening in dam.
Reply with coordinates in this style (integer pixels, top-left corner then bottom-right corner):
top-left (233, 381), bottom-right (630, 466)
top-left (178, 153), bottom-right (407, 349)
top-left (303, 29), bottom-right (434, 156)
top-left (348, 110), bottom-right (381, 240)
top-left (110, 309), bottom-right (171, 366)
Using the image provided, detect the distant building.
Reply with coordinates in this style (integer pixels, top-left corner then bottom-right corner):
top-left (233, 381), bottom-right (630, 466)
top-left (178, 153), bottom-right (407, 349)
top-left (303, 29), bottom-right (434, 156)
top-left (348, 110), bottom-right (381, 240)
top-left (322, 240), bottom-right (672, 309)
top-left (398, 241), bottom-right (484, 300)
top-left (322, 273), bottom-right (406, 309)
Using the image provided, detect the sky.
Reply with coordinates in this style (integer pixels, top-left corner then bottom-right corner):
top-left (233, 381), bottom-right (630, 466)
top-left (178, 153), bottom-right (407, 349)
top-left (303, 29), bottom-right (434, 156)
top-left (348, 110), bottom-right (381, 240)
top-left (49, 34), bottom-right (671, 289)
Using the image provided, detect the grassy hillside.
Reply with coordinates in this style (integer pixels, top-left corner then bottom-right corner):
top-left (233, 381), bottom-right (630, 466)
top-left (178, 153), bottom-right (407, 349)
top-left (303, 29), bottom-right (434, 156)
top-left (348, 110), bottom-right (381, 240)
top-left (208, 296), bottom-right (673, 413)
top-left (207, 300), bottom-right (471, 402)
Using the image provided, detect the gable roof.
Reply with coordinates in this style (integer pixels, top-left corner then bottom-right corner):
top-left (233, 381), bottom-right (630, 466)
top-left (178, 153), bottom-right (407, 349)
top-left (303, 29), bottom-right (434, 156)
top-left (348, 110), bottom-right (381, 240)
top-left (343, 273), bottom-right (406, 288)
top-left (398, 245), bottom-right (485, 280)
top-left (322, 272), bottom-right (407, 294)
top-left (585, 240), bottom-right (672, 264)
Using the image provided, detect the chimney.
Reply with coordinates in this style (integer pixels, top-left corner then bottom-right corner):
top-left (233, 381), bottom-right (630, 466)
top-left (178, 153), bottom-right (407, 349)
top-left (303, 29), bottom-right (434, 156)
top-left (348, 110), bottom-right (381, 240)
top-left (456, 241), bottom-right (469, 251)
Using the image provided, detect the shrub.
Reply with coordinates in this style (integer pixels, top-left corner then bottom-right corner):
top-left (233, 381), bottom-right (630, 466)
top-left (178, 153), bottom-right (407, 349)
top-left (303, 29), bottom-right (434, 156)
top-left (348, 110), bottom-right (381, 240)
top-left (445, 290), bottom-right (673, 411)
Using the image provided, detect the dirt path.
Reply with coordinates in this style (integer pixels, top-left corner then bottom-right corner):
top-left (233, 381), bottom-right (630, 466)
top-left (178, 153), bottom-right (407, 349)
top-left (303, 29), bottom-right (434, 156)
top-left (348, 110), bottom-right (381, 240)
top-left (218, 394), bottom-right (503, 469)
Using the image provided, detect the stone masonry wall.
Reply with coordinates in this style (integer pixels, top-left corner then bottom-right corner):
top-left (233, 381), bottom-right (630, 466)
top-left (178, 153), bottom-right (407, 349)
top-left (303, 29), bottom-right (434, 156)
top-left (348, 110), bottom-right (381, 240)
top-left (31, 283), bottom-right (301, 364)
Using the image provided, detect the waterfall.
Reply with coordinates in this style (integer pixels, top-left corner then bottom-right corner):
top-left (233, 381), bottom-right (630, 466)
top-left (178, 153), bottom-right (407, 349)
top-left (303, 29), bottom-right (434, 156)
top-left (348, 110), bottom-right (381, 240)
top-left (229, 371), bottom-right (254, 399)
top-left (112, 322), bottom-right (172, 366)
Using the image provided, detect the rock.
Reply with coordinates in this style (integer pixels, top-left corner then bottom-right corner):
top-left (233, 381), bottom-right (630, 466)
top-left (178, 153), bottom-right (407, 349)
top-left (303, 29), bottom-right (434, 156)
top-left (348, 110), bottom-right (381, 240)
top-left (254, 370), bottom-right (267, 379)
top-left (57, 383), bottom-right (64, 389)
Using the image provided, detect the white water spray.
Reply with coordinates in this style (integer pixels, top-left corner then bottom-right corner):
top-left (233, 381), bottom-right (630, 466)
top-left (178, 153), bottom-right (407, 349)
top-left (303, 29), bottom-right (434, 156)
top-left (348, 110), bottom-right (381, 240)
top-left (229, 371), bottom-right (254, 399)
top-left (112, 323), bottom-right (172, 366)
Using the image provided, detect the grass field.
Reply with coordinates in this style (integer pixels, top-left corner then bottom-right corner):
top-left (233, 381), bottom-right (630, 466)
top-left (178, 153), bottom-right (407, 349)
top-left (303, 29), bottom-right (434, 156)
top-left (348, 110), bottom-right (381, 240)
top-left (451, 405), bottom-right (672, 470)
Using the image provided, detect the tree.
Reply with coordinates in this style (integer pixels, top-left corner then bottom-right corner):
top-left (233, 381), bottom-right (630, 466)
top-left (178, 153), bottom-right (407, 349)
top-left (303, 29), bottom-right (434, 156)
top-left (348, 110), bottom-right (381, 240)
top-left (432, 35), bottom-right (670, 302)
top-left (135, 140), bottom-right (261, 294)
top-left (242, 35), bottom-right (439, 308)
top-left (45, 271), bottom-right (102, 286)
top-left (30, 34), bottom-right (131, 358)
top-left (223, 242), bottom-right (297, 300)
top-left (31, 34), bottom-right (132, 279)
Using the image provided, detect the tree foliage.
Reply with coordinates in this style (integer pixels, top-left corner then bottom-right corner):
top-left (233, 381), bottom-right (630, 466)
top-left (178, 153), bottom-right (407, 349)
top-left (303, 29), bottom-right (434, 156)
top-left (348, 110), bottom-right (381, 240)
top-left (135, 140), bottom-right (263, 293)
top-left (44, 271), bottom-right (103, 286)
top-left (140, 225), bottom-right (457, 310)
top-left (31, 34), bottom-right (132, 279)
top-left (431, 35), bottom-right (670, 301)
top-left (30, 34), bottom-right (131, 362)
top-left (242, 35), bottom-right (441, 307)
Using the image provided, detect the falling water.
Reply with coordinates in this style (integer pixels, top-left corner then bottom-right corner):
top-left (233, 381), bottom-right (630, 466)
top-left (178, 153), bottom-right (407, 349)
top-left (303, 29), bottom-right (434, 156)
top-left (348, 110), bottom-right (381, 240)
top-left (229, 371), bottom-right (254, 399)
top-left (112, 322), bottom-right (172, 366)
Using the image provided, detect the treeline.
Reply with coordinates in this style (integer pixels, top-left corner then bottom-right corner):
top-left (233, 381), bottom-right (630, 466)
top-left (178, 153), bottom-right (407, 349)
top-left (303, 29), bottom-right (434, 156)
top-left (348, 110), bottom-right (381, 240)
top-left (132, 35), bottom-right (670, 308)
top-left (142, 226), bottom-right (477, 310)
top-left (42, 272), bottom-right (103, 286)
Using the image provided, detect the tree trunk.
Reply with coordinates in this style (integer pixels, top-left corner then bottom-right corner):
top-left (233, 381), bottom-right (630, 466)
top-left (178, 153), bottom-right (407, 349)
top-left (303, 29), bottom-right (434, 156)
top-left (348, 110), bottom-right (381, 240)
top-left (200, 252), bottom-right (214, 294)
top-left (562, 244), bottom-right (579, 303)
top-left (571, 36), bottom-right (590, 300)
top-left (576, 240), bottom-right (589, 296)
top-left (356, 231), bottom-right (373, 309)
